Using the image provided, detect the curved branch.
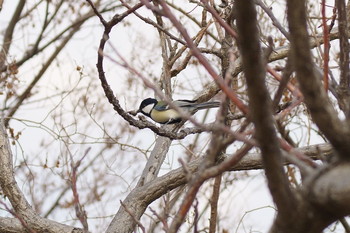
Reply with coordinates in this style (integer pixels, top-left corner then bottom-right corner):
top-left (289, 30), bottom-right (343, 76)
top-left (287, 0), bottom-right (350, 159)
top-left (0, 120), bottom-right (82, 232)
top-left (307, 162), bottom-right (350, 217)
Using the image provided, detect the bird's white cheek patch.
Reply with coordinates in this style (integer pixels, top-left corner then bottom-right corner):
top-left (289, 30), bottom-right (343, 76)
top-left (142, 104), bottom-right (154, 114)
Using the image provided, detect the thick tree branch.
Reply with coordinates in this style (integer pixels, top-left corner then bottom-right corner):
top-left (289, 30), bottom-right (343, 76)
top-left (194, 25), bottom-right (341, 104)
top-left (0, 217), bottom-right (25, 233)
top-left (136, 137), bottom-right (172, 187)
top-left (0, 0), bottom-right (25, 68)
top-left (307, 162), bottom-right (350, 217)
top-left (0, 120), bottom-right (82, 233)
top-left (287, 0), bottom-right (350, 159)
top-left (235, 0), bottom-right (296, 224)
top-left (106, 142), bottom-right (332, 233)
top-left (336, 0), bottom-right (350, 116)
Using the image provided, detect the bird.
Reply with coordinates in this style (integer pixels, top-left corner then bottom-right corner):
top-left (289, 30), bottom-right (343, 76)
top-left (137, 97), bottom-right (220, 124)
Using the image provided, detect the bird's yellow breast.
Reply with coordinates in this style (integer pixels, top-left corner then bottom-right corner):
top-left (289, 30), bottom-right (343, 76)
top-left (150, 109), bottom-right (181, 123)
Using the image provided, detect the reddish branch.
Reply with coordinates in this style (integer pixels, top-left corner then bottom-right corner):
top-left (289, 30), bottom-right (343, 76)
top-left (287, 0), bottom-right (350, 159)
top-left (0, 200), bottom-right (36, 233)
top-left (86, 0), bottom-right (236, 140)
top-left (267, 65), bottom-right (302, 98)
top-left (0, 121), bottom-right (83, 232)
top-left (200, 0), bottom-right (238, 39)
top-left (149, 207), bottom-right (169, 232)
top-left (157, 1), bottom-right (248, 115)
top-left (70, 148), bottom-right (90, 232)
top-left (321, 0), bottom-right (330, 91)
top-left (168, 144), bottom-right (252, 233)
top-left (120, 0), bottom-right (186, 45)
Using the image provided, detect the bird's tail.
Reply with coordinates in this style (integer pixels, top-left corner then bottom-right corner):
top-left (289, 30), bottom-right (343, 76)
top-left (194, 101), bottom-right (220, 110)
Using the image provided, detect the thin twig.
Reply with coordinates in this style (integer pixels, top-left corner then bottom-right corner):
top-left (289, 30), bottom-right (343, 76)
top-left (0, 200), bottom-right (36, 233)
top-left (209, 174), bottom-right (222, 233)
top-left (159, 1), bottom-right (249, 115)
top-left (104, 48), bottom-right (254, 145)
top-left (255, 0), bottom-right (290, 40)
top-left (149, 207), bottom-right (169, 232)
top-left (321, 0), bottom-right (330, 91)
top-left (120, 201), bottom-right (146, 233)
top-left (168, 144), bottom-right (252, 233)
top-left (70, 148), bottom-right (90, 232)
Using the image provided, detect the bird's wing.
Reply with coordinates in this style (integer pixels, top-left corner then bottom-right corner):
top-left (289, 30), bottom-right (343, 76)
top-left (173, 99), bottom-right (197, 108)
top-left (154, 99), bottom-right (197, 111)
top-left (153, 101), bottom-right (170, 111)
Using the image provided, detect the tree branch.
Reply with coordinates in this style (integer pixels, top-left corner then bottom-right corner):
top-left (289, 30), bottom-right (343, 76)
top-left (306, 162), bottom-right (350, 222)
top-left (90, 142), bottom-right (332, 232)
top-left (287, 0), bottom-right (350, 159)
top-left (0, 217), bottom-right (26, 233)
top-left (236, 0), bottom-right (296, 223)
top-left (0, 0), bottom-right (25, 68)
top-left (0, 120), bottom-right (83, 232)
top-left (4, 19), bottom-right (85, 127)
top-left (336, 0), bottom-right (350, 116)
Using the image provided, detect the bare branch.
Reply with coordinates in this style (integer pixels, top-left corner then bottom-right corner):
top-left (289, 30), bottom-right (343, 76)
top-left (0, 0), bottom-right (25, 68)
top-left (0, 200), bottom-right (35, 233)
top-left (158, 1), bottom-right (248, 115)
top-left (336, 0), bottom-right (350, 116)
top-left (0, 120), bottom-right (83, 232)
top-left (321, 0), bottom-right (330, 91)
top-left (70, 149), bottom-right (90, 232)
top-left (136, 137), bottom-right (172, 187)
top-left (287, 0), bottom-right (350, 159)
top-left (255, 0), bottom-right (290, 40)
top-left (120, 201), bottom-right (146, 233)
top-left (4, 19), bottom-right (85, 127)
top-left (0, 217), bottom-right (26, 233)
top-left (307, 162), bottom-right (350, 218)
top-left (236, 0), bottom-right (296, 223)
top-left (167, 143), bottom-right (252, 233)
top-left (149, 207), bottom-right (169, 232)
top-left (106, 142), bottom-right (331, 233)
top-left (208, 174), bottom-right (221, 233)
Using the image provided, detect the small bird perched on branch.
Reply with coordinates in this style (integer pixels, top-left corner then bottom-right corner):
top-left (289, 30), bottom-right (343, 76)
top-left (137, 98), bottom-right (220, 124)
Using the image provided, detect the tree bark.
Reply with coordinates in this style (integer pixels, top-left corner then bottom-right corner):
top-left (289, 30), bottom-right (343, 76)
top-left (0, 120), bottom-right (82, 233)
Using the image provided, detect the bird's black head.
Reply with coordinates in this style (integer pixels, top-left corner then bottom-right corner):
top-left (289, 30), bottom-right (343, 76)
top-left (138, 98), bottom-right (158, 116)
